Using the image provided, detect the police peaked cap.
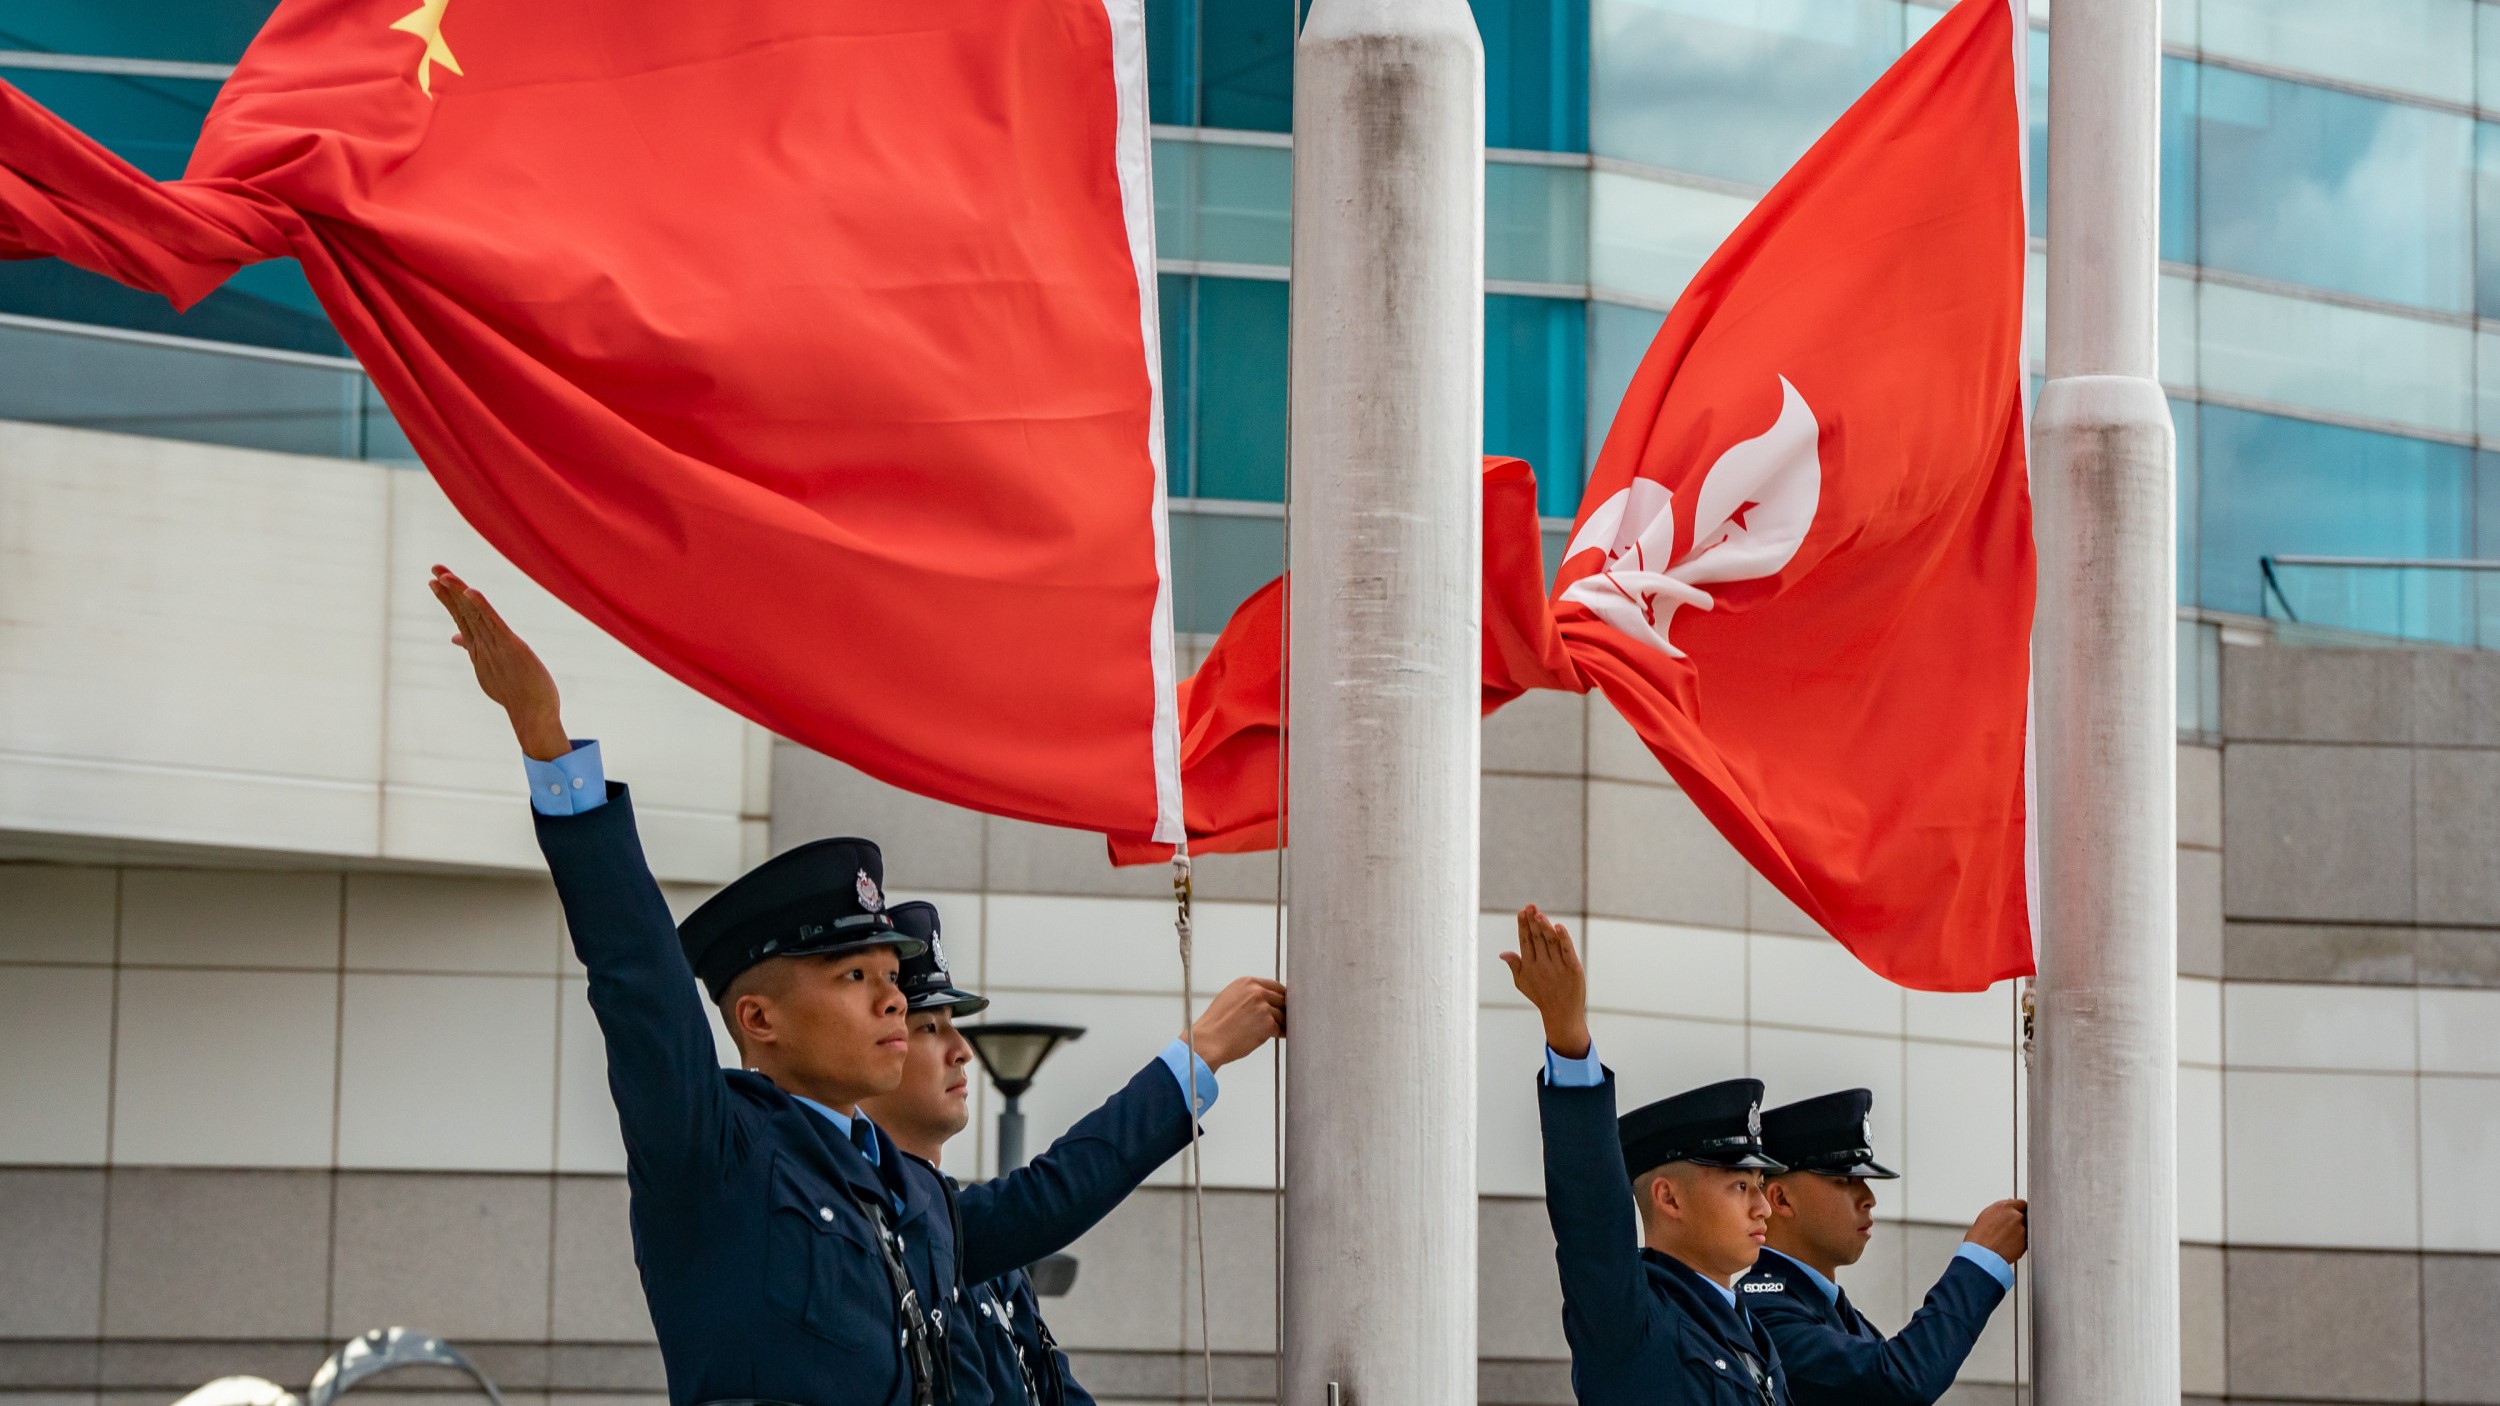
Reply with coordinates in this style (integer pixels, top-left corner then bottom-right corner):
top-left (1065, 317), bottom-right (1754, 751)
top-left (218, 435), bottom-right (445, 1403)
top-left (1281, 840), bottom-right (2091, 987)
top-left (887, 901), bottom-right (989, 1016)
top-left (1618, 1077), bottom-right (1785, 1177)
top-left (1761, 1088), bottom-right (1899, 1179)
top-left (678, 836), bottom-right (923, 1000)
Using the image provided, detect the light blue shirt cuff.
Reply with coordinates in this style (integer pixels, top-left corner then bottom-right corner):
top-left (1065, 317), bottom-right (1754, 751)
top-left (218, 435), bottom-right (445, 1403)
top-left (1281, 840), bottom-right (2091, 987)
top-left (1158, 1037), bottom-right (1219, 1116)
top-left (1956, 1241), bottom-right (2015, 1291)
top-left (1543, 1042), bottom-right (1602, 1087)
top-left (525, 739), bottom-right (607, 816)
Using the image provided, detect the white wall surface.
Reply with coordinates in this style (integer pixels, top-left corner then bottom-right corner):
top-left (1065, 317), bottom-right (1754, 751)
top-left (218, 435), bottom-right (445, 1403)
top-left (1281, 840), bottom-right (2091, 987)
top-left (0, 421), bottom-right (757, 880)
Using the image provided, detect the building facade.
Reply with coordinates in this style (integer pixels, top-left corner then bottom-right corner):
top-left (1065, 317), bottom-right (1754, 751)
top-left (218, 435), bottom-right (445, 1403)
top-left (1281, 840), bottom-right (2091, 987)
top-left (2, 1), bottom-right (2497, 1404)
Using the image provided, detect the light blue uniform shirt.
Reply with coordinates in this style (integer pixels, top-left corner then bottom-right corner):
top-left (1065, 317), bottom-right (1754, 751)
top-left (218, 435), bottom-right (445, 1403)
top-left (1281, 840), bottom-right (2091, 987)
top-left (1539, 1042), bottom-right (2009, 1299)
top-left (529, 741), bottom-right (1220, 1114)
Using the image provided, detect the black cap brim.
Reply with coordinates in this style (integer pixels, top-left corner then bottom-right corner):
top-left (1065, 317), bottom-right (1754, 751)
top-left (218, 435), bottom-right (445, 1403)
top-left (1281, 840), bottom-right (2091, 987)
top-left (907, 987), bottom-right (990, 1016)
top-left (1690, 1149), bottom-right (1789, 1172)
top-left (784, 933), bottom-right (927, 962)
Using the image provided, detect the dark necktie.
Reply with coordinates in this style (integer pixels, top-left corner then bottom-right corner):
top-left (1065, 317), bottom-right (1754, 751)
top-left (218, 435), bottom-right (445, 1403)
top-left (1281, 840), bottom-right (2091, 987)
top-left (849, 1117), bottom-right (876, 1160)
top-left (1834, 1286), bottom-right (1874, 1339)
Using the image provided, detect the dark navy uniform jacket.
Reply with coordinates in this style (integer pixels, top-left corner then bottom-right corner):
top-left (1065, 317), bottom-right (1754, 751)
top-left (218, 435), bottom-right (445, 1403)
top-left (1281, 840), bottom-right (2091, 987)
top-left (539, 787), bottom-right (1179, 1406)
top-left (892, 1061), bottom-right (1193, 1406)
top-left (968, 1268), bottom-right (1090, 1406)
top-left (1540, 1072), bottom-right (1794, 1406)
top-left (1735, 1248), bottom-right (2005, 1406)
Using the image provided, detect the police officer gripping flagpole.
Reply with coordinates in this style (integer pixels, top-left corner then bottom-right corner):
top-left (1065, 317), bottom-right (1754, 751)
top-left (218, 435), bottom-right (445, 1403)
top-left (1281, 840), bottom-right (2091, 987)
top-left (859, 900), bottom-right (1285, 1406)
top-left (1504, 904), bottom-right (1794, 1406)
top-left (1737, 1092), bottom-right (2025, 1406)
top-left (427, 565), bottom-right (1278, 1406)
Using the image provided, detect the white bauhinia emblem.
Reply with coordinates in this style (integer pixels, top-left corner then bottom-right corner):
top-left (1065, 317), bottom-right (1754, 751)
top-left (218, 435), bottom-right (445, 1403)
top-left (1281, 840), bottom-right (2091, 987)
top-left (1560, 376), bottom-right (1824, 658)
top-left (855, 868), bottom-right (884, 913)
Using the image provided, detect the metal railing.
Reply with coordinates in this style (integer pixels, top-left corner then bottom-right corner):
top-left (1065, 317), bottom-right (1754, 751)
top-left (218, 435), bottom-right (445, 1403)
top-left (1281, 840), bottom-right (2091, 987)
top-left (2260, 554), bottom-right (2500, 650)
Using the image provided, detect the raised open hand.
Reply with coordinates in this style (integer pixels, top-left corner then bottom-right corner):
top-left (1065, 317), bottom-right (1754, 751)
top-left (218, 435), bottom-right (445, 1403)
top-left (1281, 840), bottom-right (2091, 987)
top-left (1500, 905), bottom-right (1590, 1058)
top-left (429, 565), bottom-right (570, 761)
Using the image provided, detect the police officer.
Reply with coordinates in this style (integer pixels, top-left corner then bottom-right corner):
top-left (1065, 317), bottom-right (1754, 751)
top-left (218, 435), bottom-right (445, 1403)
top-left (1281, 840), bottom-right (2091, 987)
top-left (858, 901), bottom-right (1285, 1406)
top-left (1505, 904), bottom-right (1793, 1406)
top-left (1736, 1091), bottom-right (2025, 1406)
top-left (430, 565), bottom-right (1229, 1406)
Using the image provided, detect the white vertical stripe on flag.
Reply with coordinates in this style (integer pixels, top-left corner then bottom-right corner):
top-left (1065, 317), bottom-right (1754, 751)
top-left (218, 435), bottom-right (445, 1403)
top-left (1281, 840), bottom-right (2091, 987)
top-left (2008, 0), bottom-right (2042, 958)
top-left (1101, 0), bottom-right (1186, 844)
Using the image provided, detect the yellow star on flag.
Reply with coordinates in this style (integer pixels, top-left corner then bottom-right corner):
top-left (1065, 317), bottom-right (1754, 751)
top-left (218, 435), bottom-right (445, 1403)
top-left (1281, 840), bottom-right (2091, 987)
top-left (389, 0), bottom-right (463, 98)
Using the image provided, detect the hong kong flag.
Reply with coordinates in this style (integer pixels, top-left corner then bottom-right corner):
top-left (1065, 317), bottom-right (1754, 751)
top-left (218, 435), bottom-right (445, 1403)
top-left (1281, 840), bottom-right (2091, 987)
top-left (0, 0), bottom-right (1183, 841)
top-left (1130, 0), bottom-right (2035, 989)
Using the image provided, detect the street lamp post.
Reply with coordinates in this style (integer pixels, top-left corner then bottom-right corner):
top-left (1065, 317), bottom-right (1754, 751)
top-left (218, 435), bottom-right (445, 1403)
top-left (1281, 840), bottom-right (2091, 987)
top-left (962, 1021), bottom-right (1087, 1172)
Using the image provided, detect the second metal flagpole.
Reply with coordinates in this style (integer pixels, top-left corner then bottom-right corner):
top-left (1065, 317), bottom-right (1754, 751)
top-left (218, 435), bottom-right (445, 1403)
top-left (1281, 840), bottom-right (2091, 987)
top-left (1279, 0), bottom-right (1485, 1401)
top-left (2031, 0), bottom-right (2181, 1400)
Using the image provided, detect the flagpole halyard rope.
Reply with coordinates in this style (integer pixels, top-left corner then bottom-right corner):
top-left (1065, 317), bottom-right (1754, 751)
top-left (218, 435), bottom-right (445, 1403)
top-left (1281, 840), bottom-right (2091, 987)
top-left (2015, 975), bottom-right (2033, 1404)
top-left (1270, 0), bottom-right (1297, 1370)
top-left (1174, 847), bottom-right (1216, 1406)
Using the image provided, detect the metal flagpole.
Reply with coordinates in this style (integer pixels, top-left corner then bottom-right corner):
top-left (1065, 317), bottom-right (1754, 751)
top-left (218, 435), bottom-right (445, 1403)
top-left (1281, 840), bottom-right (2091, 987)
top-left (1279, 0), bottom-right (1484, 1400)
top-left (2030, 0), bottom-right (2180, 1399)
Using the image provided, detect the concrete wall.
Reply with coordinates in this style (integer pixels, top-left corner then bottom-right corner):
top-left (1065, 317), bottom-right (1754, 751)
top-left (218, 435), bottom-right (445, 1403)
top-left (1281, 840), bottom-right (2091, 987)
top-left (0, 422), bottom-right (760, 881)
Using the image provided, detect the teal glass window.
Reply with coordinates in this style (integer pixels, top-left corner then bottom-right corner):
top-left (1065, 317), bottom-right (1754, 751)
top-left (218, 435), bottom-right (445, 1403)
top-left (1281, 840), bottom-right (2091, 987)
top-left (2, 68), bottom-right (217, 179)
top-left (2482, 451), bottom-right (2500, 559)
top-left (1486, 161), bottom-right (1589, 286)
top-left (0, 260), bottom-right (341, 355)
top-left (1485, 294), bottom-right (1587, 517)
top-left (2160, 56), bottom-right (2197, 265)
top-left (2195, 66), bottom-right (2472, 313)
top-left (1, 1), bottom-right (274, 65)
top-left (1144, 0), bottom-right (1297, 131)
top-left (2199, 0), bottom-right (2474, 108)
top-left (1145, 0), bottom-right (1201, 127)
top-left (1201, 0), bottom-right (1298, 132)
top-left (0, 69), bottom-right (338, 353)
top-left (2473, 122), bottom-right (2500, 320)
top-left (1473, 0), bottom-right (1588, 152)
top-left (1591, 0), bottom-right (1904, 188)
top-left (1159, 273), bottom-right (1290, 502)
top-left (1585, 299), bottom-right (1665, 472)
top-left (2198, 404), bottom-right (2472, 617)
top-left (1153, 138), bottom-right (1293, 268)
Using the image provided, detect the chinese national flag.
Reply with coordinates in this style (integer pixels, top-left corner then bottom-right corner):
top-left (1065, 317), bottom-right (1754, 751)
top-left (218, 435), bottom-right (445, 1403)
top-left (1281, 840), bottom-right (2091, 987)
top-left (1129, 0), bottom-right (2035, 990)
top-left (0, 0), bottom-right (1184, 841)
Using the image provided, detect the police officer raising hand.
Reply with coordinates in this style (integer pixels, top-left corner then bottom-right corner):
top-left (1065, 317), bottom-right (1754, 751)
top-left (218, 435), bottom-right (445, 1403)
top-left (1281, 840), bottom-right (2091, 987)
top-left (430, 566), bottom-right (569, 761)
top-left (434, 564), bottom-right (1131, 1406)
top-left (1507, 903), bottom-right (1794, 1406)
top-left (1500, 903), bottom-right (1588, 1057)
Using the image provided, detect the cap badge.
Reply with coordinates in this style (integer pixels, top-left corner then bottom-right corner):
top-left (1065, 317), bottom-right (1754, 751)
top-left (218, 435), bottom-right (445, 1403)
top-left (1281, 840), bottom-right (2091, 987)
top-left (928, 934), bottom-right (950, 975)
top-left (855, 868), bottom-right (884, 913)
top-left (1861, 1113), bottom-right (1875, 1145)
top-left (1746, 1102), bottom-right (1763, 1140)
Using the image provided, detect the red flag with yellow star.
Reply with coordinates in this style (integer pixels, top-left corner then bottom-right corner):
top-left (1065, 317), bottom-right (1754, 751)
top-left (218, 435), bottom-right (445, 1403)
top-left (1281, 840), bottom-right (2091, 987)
top-left (0, 0), bottom-right (1185, 841)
